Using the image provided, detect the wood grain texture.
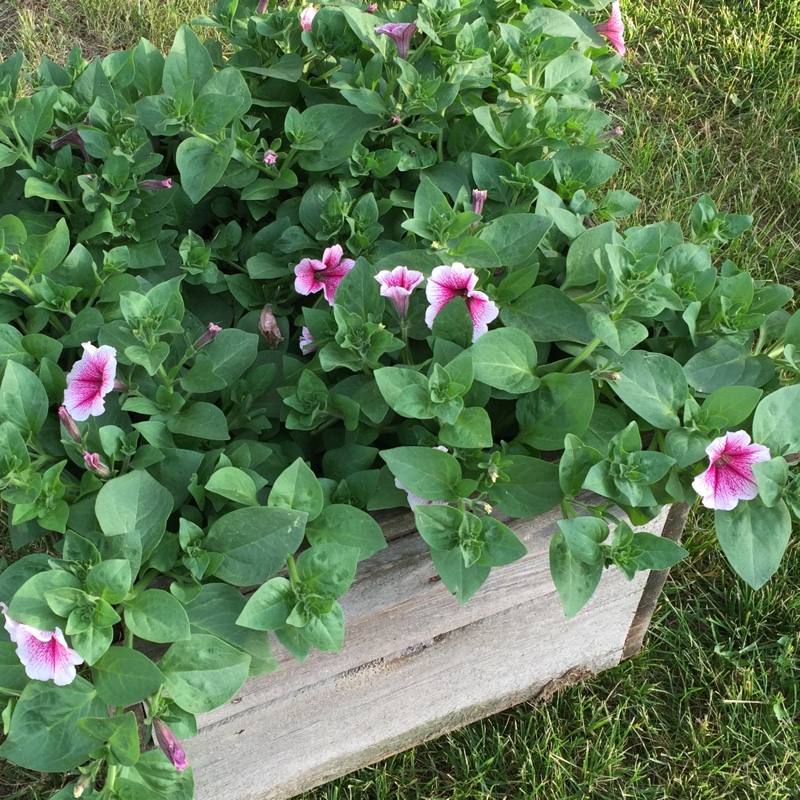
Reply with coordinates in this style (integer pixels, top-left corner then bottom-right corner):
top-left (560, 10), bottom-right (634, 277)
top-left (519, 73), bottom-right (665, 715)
top-left (184, 503), bottom-right (677, 800)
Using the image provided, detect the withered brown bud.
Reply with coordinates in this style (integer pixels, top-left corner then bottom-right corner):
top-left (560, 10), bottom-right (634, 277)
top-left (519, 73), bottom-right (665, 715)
top-left (259, 304), bottom-right (284, 349)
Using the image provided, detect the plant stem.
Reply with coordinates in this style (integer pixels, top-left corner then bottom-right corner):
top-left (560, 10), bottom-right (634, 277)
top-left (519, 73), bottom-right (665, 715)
top-left (563, 336), bottom-right (602, 374)
top-left (286, 554), bottom-right (299, 586)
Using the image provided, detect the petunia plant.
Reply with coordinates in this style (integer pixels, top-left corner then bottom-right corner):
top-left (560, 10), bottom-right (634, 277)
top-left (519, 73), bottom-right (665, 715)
top-left (0, 0), bottom-right (798, 795)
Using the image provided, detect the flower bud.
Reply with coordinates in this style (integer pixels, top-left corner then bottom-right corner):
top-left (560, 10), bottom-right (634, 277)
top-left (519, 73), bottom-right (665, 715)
top-left (152, 718), bottom-right (189, 773)
top-left (257, 0), bottom-right (268, 12)
top-left (83, 451), bottom-right (110, 479)
top-left (58, 405), bottom-right (81, 443)
top-left (194, 322), bottom-right (222, 350)
top-left (259, 304), bottom-right (284, 349)
top-left (263, 150), bottom-right (278, 165)
top-left (300, 5), bottom-right (317, 30)
top-left (138, 178), bottom-right (173, 190)
top-left (471, 189), bottom-right (488, 215)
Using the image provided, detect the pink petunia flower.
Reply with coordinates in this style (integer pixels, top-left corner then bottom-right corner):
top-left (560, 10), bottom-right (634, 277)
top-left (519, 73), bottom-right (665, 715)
top-left (299, 326), bottom-right (317, 355)
top-left (294, 244), bottom-right (355, 306)
top-left (58, 405), bottom-right (81, 443)
top-left (424, 262), bottom-right (499, 342)
top-left (300, 5), bottom-right (317, 30)
top-left (194, 322), bottom-right (222, 350)
top-left (263, 150), bottom-right (278, 165)
top-left (691, 431), bottom-right (771, 511)
top-left (63, 342), bottom-right (118, 422)
top-left (152, 718), bottom-right (189, 773)
top-left (375, 22), bottom-right (417, 60)
top-left (83, 451), bottom-right (111, 479)
top-left (471, 189), bottom-right (488, 216)
top-left (595, 1), bottom-right (626, 56)
top-left (138, 178), bottom-right (172, 190)
top-left (375, 265), bottom-right (424, 318)
top-left (1, 602), bottom-right (84, 686)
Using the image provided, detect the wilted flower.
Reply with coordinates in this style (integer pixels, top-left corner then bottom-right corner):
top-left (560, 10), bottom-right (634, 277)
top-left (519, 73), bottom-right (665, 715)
top-left (294, 244), bottom-right (355, 305)
top-left (597, 126), bottom-right (624, 141)
top-left (1, 602), bottom-right (84, 686)
top-left (375, 22), bottom-right (417, 60)
top-left (256, 0), bottom-right (268, 12)
top-left (63, 342), bottom-right (118, 422)
top-left (152, 718), bottom-right (189, 773)
top-left (263, 150), bottom-right (278, 165)
top-left (424, 262), bottom-right (499, 342)
top-left (375, 265), bottom-right (424, 318)
top-left (259, 304), bottom-right (284, 348)
top-left (300, 4), bottom-right (317, 30)
top-left (471, 189), bottom-right (488, 215)
top-left (83, 451), bottom-right (111, 479)
top-left (390, 114), bottom-right (402, 125)
top-left (194, 322), bottom-right (222, 350)
top-left (299, 326), bottom-right (317, 355)
top-left (51, 129), bottom-right (90, 161)
top-left (139, 178), bottom-right (173, 190)
top-left (692, 431), bottom-right (771, 511)
top-left (366, 3), bottom-right (378, 12)
top-left (595, 1), bottom-right (626, 56)
top-left (58, 405), bottom-right (81, 443)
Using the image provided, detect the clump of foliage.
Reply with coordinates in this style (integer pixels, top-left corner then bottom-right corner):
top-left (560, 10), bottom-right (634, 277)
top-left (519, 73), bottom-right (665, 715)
top-left (0, 0), bottom-right (799, 796)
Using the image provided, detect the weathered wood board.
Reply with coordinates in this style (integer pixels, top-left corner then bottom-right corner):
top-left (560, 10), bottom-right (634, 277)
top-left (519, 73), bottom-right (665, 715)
top-left (184, 501), bottom-right (689, 800)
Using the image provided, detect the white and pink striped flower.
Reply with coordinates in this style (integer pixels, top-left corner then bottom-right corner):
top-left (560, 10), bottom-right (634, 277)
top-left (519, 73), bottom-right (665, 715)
top-left (692, 431), bottom-right (771, 511)
top-left (299, 326), bottom-right (317, 355)
top-left (595, 1), bottom-right (626, 56)
top-left (1, 602), bottom-right (84, 686)
top-left (375, 265), bottom-right (424, 318)
top-left (424, 262), bottom-right (499, 342)
top-left (294, 244), bottom-right (355, 306)
top-left (375, 22), bottom-right (417, 60)
top-left (63, 342), bottom-right (117, 421)
top-left (300, 4), bottom-right (317, 31)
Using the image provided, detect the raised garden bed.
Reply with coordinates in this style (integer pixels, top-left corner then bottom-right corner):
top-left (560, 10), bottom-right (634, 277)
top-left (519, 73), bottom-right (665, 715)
top-left (185, 498), bottom-right (689, 800)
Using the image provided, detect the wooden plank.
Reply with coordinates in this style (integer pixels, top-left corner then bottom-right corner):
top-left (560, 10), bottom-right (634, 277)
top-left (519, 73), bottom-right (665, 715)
top-left (185, 504), bottom-right (676, 800)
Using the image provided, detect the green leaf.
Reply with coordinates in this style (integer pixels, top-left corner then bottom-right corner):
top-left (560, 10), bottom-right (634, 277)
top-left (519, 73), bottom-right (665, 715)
top-left (430, 547), bottom-right (490, 604)
top-left (0, 641), bottom-right (29, 693)
top-left (562, 221), bottom-right (619, 289)
top-left (630, 533), bottom-right (688, 571)
top-left (438, 407), bottom-right (493, 449)
top-left (21, 218), bottom-right (70, 275)
top-left (8, 570), bottom-right (80, 629)
top-left (133, 38), bottom-right (165, 96)
top-left (268, 458), bottom-right (324, 521)
top-left (477, 214), bottom-right (552, 268)
top-left (236, 577), bottom-right (294, 632)
top-left (305, 504), bottom-right (386, 561)
top-left (95, 470), bottom-right (173, 558)
top-left (297, 105), bottom-right (381, 171)
top-left (175, 137), bottom-right (236, 203)
top-left (586, 311), bottom-right (648, 357)
top-left (557, 517), bottom-right (608, 565)
top-left (162, 25), bottom-right (213, 96)
top-left (516, 371), bottom-right (595, 450)
top-left (0, 360), bottom-right (49, 435)
top-left (159, 633), bottom-right (251, 714)
top-left (549, 529), bottom-right (603, 619)
top-left (167, 401), bottom-right (229, 440)
top-left (299, 604), bottom-right (345, 652)
top-left (701, 386), bottom-right (762, 430)
top-left (501, 285), bottom-right (593, 343)
top-left (0, 677), bottom-right (105, 771)
top-left (468, 328), bottom-right (539, 393)
top-left (751, 458), bottom-right (789, 508)
top-left (204, 506), bottom-right (307, 585)
top-left (70, 624), bottom-right (113, 665)
top-left (117, 749), bottom-right (194, 800)
top-left (558, 434), bottom-right (602, 497)
top-left (543, 50), bottom-right (592, 94)
top-left (413, 504), bottom-right (463, 551)
top-left (715, 498), bottom-right (792, 589)
top-left (611, 351), bottom-right (687, 430)
top-left (79, 711), bottom-right (140, 767)
top-left (92, 647), bottom-right (165, 706)
top-left (180, 329), bottom-right (260, 393)
top-left (478, 517), bottom-right (527, 567)
top-left (185, 583), bottom-right (277, 677)
top-left (683, 340), bottom-right (774, 394)
top-left (753, 385), bottom-right (800, 454)
top-left (206, 466), bottom-right (259, 506)
top-left (380, 446), bottom-right (462, 502)
top-left (296, 543), bottom-right (359, 600)
top-left (488, 455), bottom-right (561, 518)
top-left (85, 559), bottom-right (132, 605)
top-left (123, 589), bottom-right (191, 644)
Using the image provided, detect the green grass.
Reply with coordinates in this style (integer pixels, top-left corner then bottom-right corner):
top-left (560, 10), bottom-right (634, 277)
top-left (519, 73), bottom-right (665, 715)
top-left (1, 0), bottom-right (800, 798)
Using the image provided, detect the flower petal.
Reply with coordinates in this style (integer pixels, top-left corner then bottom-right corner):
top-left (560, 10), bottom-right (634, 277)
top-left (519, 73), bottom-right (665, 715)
top-left (465, 290), bottom-right (499, 341)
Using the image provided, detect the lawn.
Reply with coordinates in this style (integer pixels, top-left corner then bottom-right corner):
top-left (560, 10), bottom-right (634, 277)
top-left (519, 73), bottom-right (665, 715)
top-left (1, 0), bottom-right (799, 798)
